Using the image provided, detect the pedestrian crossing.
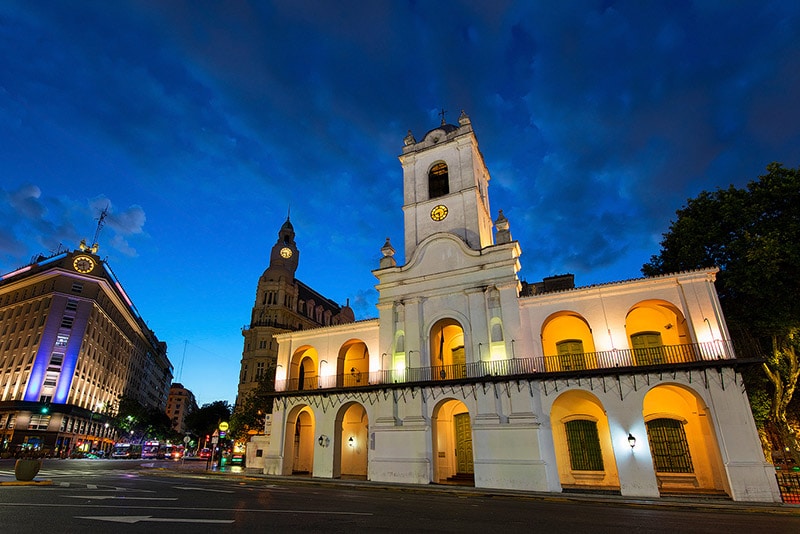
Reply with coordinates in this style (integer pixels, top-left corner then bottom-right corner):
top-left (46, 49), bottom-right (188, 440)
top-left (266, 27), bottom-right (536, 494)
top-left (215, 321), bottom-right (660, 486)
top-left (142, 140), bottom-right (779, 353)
top-left (0, 467), bottom-right (139, 489)
top-left (0, 468), bottom-right (136, 478)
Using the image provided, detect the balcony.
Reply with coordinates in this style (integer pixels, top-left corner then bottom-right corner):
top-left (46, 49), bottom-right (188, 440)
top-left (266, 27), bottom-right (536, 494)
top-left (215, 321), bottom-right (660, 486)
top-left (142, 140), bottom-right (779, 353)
top-left (275, 340), bottom-right (747, 393)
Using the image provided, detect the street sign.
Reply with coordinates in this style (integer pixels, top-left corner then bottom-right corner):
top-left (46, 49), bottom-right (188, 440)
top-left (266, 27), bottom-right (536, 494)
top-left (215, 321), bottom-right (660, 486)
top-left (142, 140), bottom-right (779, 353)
top-left (219, 421), bottom-right (229, 432)
top-left (183, 435), bottom-right (190, 444)
top-left (211, 436), bottom-right (219, 445)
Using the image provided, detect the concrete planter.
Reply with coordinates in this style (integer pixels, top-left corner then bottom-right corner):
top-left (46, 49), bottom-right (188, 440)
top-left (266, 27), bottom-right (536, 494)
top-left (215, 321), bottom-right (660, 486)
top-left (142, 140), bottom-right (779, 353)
top-left (14, 459), bottom-right (43, 481)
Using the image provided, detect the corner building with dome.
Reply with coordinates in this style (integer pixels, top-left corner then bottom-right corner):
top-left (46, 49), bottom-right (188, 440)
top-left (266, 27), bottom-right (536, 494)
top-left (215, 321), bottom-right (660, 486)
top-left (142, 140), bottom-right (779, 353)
top-left (254, 112), bottom-right (780, 502)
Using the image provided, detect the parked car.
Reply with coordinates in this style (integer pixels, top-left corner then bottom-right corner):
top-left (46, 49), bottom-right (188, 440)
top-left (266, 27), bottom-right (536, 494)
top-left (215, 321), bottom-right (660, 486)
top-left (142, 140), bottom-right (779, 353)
top-left (199, 448), bottom-right (211, 459)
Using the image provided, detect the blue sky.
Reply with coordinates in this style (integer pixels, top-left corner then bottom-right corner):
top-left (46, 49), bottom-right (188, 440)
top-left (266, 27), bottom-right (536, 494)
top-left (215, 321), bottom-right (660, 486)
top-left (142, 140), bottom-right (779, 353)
top-left (1, 1), bottom-right (798, 406)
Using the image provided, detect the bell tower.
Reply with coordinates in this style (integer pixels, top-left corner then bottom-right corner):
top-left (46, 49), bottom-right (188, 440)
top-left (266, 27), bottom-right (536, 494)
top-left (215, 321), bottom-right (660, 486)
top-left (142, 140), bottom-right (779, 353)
top-left (267, 215), bottom-right (299, 276)
top-left (398, 110), bottom-right (494, 262)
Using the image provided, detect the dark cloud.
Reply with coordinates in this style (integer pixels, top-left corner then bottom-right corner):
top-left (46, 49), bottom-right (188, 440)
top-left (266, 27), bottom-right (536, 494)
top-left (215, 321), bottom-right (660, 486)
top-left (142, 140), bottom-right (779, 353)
top-left (1, 1), bottom-right (798, 403)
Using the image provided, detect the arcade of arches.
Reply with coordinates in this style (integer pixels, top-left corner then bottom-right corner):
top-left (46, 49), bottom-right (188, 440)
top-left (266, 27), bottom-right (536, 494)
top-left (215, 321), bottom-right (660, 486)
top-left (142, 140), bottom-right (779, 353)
top-left (550, 384), bottom-right (726, 494)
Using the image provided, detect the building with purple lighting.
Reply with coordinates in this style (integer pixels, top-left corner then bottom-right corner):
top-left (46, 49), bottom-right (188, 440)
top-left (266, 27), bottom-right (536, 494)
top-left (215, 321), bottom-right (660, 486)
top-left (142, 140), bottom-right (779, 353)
top-left (0, 246), bottom-right (172, 456)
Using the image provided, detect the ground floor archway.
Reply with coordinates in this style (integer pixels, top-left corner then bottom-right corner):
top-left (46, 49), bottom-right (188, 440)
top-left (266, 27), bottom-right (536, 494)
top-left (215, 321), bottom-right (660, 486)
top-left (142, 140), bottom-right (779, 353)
top-left (283, 406), bottom-right (315, 476)
top-left (643, 384), bottom-right (727, 495)
top-left (550, 390), bottom-right (621, 491)
top-left (334, 402), bottom-right (369, 479)
top-left (432, 399), bottom-right (474, 484)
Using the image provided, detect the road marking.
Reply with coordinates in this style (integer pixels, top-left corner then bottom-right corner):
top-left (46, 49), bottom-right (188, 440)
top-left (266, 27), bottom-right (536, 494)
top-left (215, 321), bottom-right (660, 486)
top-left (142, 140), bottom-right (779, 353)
top-left (76, 515), bottom-right (234, 524)
top-left (1, 502), bottom-right (372, 516)
top-left (86, 484), bottom-right (97, 489)
top-left (174, 485), bottom-right (234, 493)
top-left (65, 495), bottom-right (178, 501)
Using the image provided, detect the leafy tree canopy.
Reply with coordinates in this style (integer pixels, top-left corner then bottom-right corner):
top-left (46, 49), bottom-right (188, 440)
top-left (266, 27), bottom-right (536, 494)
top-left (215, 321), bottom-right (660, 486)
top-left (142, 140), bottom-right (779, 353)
top-left (644, 163), bottom-right (800, 334)
top-left (230, 364), bottom-right (276, 441)
top-left (113, 395), bottom-right (177, 443)
top-left (184, 400), bottom-right (232, 440)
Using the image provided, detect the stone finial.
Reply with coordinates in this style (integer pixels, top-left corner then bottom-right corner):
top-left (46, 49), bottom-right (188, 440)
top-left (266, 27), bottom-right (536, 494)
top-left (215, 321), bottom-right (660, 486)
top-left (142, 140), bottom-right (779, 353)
top-left (380, 237), bottom-right (397, 268)
top-left (494, 210), bottom-right (512, 244)
top-left (458, 110), bottom-right (470, 126)
top-left (403, 130), bottom-right (416, 146)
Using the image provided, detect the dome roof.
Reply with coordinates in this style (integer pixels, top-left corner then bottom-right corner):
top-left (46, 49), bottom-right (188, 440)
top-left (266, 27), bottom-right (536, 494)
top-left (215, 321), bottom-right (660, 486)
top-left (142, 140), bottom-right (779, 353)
top-left (423, 123), bottom-right (458, 139)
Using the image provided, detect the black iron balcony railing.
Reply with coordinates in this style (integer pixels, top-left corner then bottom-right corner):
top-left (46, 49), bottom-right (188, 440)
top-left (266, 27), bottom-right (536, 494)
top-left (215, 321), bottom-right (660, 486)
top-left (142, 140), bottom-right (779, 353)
top-left (276, 340), bottom-right (742, 392)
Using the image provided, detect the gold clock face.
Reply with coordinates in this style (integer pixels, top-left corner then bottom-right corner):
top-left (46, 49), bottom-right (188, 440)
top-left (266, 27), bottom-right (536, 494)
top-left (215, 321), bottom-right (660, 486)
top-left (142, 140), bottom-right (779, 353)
top-left (73, 255), bottom-right (95, 273)
top-left (280, 247), bottom-right (293, 259)
top-left (430, 204), bottom-right (448, 221)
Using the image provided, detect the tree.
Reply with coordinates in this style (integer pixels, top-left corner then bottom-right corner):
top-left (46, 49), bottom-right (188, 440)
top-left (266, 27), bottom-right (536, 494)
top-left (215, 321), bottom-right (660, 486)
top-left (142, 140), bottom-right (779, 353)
top-left (643, 163), bottom-right (800, 463)
top-left (230, 363), bottom-right (276, 442)
top-left (112, 395), bottom-right (177, 443)
top-left (184, 400), bottom-right (232, 443)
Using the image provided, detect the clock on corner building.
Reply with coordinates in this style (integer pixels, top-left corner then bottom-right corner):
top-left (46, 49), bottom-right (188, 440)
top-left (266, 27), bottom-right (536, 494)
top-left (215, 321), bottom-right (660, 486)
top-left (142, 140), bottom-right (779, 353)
top-left (280, 247), bottom-right (293, 258)
top-left (73, 255), bottom-right (95, 273)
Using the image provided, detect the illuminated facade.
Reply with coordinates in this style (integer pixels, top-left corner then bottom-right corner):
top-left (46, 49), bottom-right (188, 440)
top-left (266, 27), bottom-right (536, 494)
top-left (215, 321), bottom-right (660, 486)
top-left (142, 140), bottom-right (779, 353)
top-left (257, 113), bottom-right (780, 502)
top-left (166, 382), bottom-right (196, 433)
top-left (0, 249), bottom-right (172, 456)
top-left (237, 216), bottom-right (354, 408)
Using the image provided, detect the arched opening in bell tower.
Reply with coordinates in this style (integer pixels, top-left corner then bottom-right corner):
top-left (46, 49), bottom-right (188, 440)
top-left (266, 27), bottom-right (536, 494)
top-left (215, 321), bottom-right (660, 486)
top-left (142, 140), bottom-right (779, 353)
top-left (428, 161), bottom-right (449, 199)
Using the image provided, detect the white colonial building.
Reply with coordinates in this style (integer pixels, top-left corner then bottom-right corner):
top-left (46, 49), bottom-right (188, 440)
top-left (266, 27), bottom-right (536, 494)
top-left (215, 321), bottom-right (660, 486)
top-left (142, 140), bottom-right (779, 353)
top-left (250, 112), bottom-right (780, 502)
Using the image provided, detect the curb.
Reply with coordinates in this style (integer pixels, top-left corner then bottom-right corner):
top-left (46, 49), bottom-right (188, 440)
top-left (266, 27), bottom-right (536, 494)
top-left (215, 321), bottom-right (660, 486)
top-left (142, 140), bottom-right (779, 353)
top-left (0, 479), bottom-right (53, 486)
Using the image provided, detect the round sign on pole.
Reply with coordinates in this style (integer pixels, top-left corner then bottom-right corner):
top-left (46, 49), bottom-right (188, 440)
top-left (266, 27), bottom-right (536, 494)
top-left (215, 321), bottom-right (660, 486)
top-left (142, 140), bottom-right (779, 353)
top-left (219, 421), bottom-right (229, 432)
top-left (183, 435), bottom-right (190, 444)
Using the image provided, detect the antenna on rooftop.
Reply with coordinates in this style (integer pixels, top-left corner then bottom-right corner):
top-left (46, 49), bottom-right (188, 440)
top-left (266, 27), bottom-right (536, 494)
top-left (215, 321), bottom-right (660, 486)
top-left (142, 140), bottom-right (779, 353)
top-left (80, 205), bottom-right (109, 254)
top-left (92, 205), bottom-right (109, 249)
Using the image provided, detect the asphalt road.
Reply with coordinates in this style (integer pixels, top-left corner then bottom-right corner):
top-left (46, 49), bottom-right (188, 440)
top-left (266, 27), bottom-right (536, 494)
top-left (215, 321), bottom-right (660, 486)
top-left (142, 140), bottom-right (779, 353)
top-left (1, 458), bottom-right (799, 533)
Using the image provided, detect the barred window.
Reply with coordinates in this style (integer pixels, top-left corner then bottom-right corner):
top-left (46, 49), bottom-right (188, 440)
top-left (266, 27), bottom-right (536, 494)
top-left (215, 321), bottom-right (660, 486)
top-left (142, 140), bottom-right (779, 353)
top-left (646, 418), bottom-right (694, 473)
top-left (565, 419), bottom-right (604, 471)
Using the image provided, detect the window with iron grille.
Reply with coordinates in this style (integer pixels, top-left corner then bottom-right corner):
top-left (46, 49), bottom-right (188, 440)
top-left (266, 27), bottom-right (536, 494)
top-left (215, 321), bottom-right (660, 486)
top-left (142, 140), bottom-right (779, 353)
top-left (565, 419), bottom-right (604, 471)
top-left (646, 418), bottom-right (694, 473)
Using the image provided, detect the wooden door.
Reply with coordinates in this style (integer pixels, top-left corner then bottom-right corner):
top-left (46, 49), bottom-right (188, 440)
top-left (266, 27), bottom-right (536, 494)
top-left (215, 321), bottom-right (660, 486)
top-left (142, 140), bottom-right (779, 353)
top-left (454, 413), bottom-right (474, 474)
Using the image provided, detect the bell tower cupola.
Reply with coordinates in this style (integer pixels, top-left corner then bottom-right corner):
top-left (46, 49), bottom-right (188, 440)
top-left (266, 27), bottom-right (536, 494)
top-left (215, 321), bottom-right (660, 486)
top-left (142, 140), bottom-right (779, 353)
top-left (399, 110), bottom-right (493, 262)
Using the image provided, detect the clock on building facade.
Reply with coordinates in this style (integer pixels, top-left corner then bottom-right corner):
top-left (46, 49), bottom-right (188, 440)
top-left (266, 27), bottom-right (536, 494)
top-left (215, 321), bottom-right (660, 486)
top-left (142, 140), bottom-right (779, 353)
top-left (430, 204), bottom-right (448, 221)
top-left (73, 255), bottom-right (95, 273)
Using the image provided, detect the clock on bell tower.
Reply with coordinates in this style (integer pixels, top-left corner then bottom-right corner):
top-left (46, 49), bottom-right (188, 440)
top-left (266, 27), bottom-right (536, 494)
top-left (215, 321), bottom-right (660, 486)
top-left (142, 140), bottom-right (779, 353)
top-left (399, 110), bottom-right (494, 262)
